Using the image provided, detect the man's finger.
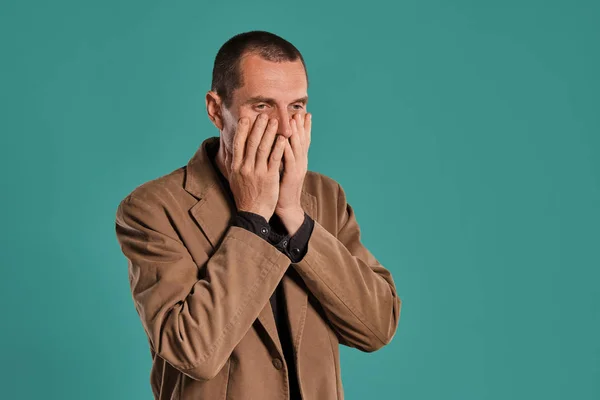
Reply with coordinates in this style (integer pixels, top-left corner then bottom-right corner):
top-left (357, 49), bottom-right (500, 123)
top-left (268, 135), bottom-right (286, 171)
top-left (305, 113), bottom-right (312, 148)
top-left (283, 139), bottom-right (296, 167)
top-left (232, 117), bottom-right (249, 169)
top-left (289, 118), bottom-right (302, 156)
top-left (256, 118), bottom-right (278, 169)
top-left (244, 113), bottom-right (269, 169)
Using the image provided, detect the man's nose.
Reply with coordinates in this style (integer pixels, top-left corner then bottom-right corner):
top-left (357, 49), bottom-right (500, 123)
top-left (274, 110), bottom-right (293, 139)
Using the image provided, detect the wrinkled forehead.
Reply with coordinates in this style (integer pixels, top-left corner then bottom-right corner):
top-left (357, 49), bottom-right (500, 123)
top-left (237, 54), bottom-right (307, 101)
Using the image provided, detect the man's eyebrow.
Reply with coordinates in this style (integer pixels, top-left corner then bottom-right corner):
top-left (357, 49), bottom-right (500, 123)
top-left (244, 96), bottom-right (309, 105)
top-left (293, 96), bottom-right (309, 104)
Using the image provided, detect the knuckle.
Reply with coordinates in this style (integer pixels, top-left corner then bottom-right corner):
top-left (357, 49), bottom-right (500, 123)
top-left (271, 152), bottom-right (282, 162)
top-left (240, 165), bottom-right (252, 176)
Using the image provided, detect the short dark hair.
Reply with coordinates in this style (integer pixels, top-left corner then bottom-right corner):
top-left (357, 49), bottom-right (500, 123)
top-left (211, 31), bottom-right (308, 108)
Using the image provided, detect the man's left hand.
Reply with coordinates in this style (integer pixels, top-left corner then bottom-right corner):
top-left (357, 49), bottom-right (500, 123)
top-left (275, 112), bottom-right (312, 236)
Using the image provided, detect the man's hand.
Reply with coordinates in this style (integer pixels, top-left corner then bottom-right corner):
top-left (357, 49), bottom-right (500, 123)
top-left (275, 112), bottom-right (312, 236)
top-left (227, 113), bottom-right (287, 221)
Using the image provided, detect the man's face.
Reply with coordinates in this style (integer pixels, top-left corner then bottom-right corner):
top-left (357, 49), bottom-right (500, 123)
top-left (220, 53), bottom-right (308, 172)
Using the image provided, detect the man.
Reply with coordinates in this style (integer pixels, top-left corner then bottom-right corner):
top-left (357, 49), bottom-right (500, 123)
top-left (115, 30), bottom-right (401, 400)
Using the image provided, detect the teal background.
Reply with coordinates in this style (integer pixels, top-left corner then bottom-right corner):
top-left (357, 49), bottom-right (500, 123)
top-left (1, 0), bottom-right (598, 399)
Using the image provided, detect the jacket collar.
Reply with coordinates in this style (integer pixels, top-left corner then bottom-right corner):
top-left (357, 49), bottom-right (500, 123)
top-left (184, 136), bottom-right (223, 200)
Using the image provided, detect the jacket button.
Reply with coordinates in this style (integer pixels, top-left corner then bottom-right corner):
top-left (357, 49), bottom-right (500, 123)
top-left (261, 227), bottom-right (269, 235)
top-left (272, 358), bottom-right (283, 370)
top-left (292, 248), bottom-right (300, 255)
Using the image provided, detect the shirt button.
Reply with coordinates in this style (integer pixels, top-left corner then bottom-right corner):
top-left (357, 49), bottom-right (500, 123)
top-left (272, 358), bottom-right (283, 370)
top-left (260, 227), bottom-right (269, 235)
top-left (292, 248), bottom-right (300, 255)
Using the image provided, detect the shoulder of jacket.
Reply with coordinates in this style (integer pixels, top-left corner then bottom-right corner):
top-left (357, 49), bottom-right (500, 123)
top-left (304, 170), bottom-right (344, 200)
top-left (118, 166), bottom-right (186, 209)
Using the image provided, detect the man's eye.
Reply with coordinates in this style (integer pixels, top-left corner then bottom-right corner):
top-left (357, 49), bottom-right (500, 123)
top-left (292, 104), bottom-right (304, 110)
top-left (255, 104), bottom-right (267, 110)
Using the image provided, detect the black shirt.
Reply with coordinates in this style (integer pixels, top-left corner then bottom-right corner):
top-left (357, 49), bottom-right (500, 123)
top-left (208, 145), bottom-right (314, 399)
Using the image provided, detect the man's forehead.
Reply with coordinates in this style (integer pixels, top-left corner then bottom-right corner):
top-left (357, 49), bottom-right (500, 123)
top-left (239, 54), bottom-right (307, 91)
top-left (240, 52), bottom-right (305, 74)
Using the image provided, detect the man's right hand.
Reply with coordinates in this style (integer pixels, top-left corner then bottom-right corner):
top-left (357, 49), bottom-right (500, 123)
top-left (226, 113), bottom-right (287, 221)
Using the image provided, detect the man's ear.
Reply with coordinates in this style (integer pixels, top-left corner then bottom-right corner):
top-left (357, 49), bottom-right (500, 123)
top-left (206, 91), bottom-right (224, 130)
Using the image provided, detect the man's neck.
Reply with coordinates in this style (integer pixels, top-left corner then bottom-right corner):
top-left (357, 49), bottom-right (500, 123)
top-left (214, 137), bottom-right (230, 182)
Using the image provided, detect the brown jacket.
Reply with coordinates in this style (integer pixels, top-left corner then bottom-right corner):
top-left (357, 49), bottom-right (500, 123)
top-left (115, 136), bottom-right (402, 399)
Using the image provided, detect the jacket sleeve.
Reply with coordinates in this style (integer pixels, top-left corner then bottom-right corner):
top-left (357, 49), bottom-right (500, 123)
top-left (291, 183), bottom-right (402, 352)
top-left (115, 193), bottom-right (292, 381)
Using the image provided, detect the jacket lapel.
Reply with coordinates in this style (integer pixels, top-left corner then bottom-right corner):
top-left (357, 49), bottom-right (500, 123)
top-left (185, 137), bottom-right (235, 248)
top-left (184, 136), bottom-right (318, 356)
top-left (283, 192), bottom-right (316, 352)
